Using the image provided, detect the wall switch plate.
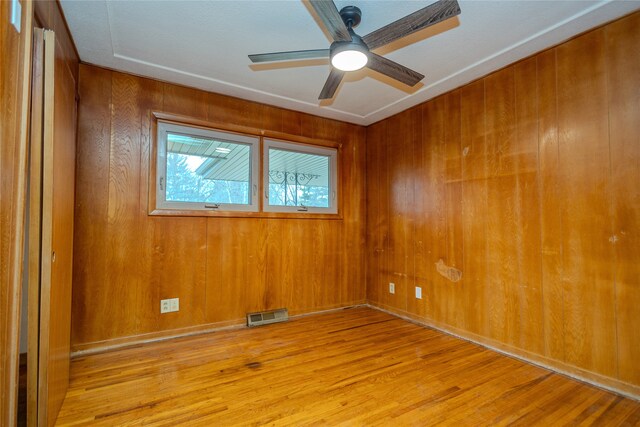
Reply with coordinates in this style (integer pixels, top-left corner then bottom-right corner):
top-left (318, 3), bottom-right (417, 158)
top-left (389, 282), bottom-right (395, 294)
top-left (415, 286), bottom-right (422, 299)
top-left (161, 298), bottom-right (179, 313)
top-left (11, 0), bottom-right (22, 33)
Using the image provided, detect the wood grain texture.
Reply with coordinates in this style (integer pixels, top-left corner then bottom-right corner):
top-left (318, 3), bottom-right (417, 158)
top-left (537, 48), bottom-right (565, 363)
top-left (45, 33), bottom-right (78, 426)
top-left (557, 27), bottom-right (616, 378)
top-left (460, 79), bottom-right (488, 336)
top-left (386, 110), bottom-right (415, 313)
top-left (365, 120), bottom-right (386, 306)
top-left (71, 65), bottom-right (111, 345)
top-left (362, 0), bottom-right (461, 51)
top-left (367, 53), bottom-right (424, 87)
top-left (28, 28), bottom-right (45, 426)
top-left (72, 65), bottom-right (366, 350)
top-left (55, 308), bottom-right (640, 426)
top-left (319, 68), bottom-right (344, 100)
top-left (0, 1), bottom-right (33, 424)
top-left (308, 0), bottom-right (351, 42)
top-left (605, 12), bottom-right (640, 387)
top-left (442, 90), bottom-right (464, 329)
top-left (36, 29), bottom-right (57, 427)
top-left (366, 11), bottom-right (640, 391)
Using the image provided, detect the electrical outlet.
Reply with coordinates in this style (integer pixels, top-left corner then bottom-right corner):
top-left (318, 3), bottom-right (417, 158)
top-left (389, 282), bottom-right (395, 294)
top-left (415, 286), bottom-right (422, 299)
top-left (160, 298), bottom-right (179, 313)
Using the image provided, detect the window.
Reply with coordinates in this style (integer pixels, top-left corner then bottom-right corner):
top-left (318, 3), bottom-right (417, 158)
top-left (156, 122), bottom-right (259, 212)
top-left (152, 118), bottom-right (340, 217)
top-left (263, 139), bottom-right (338, 214)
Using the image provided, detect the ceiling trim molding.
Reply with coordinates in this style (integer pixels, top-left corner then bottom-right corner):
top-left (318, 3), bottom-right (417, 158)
top-left (361, 0), bottom-right (621, 123)
top-left (112, 53), bottom-right (368, 123)
top-left (105, 0), bottom-right (115, 57)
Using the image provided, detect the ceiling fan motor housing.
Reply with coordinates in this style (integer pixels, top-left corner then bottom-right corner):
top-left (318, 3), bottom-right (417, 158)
top-left (339, 5), bottom-right (362, 29)
top-left (330, 30), bottom-right (369, 57)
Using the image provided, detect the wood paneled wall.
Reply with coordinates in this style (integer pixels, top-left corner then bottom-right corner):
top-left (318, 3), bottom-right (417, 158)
top-left (72, 65), bottom-right (366, 350)
top-left (0, 1), bottom-right (33, 424)
top-left (366, 12), bottom-right (640, 395)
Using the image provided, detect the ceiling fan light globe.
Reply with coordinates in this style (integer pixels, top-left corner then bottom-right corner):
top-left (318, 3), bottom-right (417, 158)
top-left (331, 50), bottom-right (368, 71)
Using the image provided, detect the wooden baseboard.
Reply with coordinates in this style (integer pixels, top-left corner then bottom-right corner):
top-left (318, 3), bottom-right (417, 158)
top-left (70, 301), bottom-right (366, 357)
top-left (367, 301), bottom-right (640, 401)
top-left (71, 319), bottom-right (245, 357)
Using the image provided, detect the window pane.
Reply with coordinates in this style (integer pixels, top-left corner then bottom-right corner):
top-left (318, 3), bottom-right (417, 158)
top-left (166, 132), bottom-right (251, 205)
top-left (267, 148), bottom-right (330, 207)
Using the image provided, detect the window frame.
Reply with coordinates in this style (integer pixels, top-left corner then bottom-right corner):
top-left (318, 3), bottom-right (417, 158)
top-left (155, 121), bottom-right (260, 213)
top-left (262, 138), bottom-right (338, 214)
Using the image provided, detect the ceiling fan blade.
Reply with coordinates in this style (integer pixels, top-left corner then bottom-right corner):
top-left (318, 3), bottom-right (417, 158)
top-left (308, 0), bottom-right (352, 42)
top-left (249, 49), bottom-right (330, 63)
top-left (363, 0), bottom-right (461, 51)
top-left (319, 68), bottom-right (345, 99)
top-left (367, 53), bottom-right (424, 87)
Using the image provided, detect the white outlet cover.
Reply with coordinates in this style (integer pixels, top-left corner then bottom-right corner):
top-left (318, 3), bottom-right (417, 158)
top-left (389, 283), bottom-right (395, 294)
top-left (160, 300), bottom-right (170, 314)
top-left (415, 287), bottom-right (422, 299)
top-left (160, 298), bottom-right (179, 313)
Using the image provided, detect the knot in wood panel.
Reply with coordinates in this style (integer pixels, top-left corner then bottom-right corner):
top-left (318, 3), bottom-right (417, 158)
top-left (245, 361), bottom-right (262, 370)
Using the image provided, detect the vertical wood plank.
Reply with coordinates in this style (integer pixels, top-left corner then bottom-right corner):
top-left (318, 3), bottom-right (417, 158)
top-left (606, 12), bottom-right (640, 385)
top-left (386, 113), bottom-right (414, 312)
top-left (414, 102), bottom-right (440, 320)
top-left (484, 67), bottom-right (516, 344)
top-left (365, 121), bottom-right (386, 305)
top-left (557, 28), bottom-right (616, 377)
top-left (105, 72), bottom-right (145, 339)
top-left (537, 49), bottom-right (565, 362)
top-left (513, 57), bottom-right (544, 354)
top-left (443, 90), bottom-right (464, 329)
top-left (460, 80), bottom-right (488, 335)
top-left (343, 125), bottom-right (367, 305)
top-left (72, 65), bottom-right (112, 344)
top-left (264, 220), bottom-right (285, 311)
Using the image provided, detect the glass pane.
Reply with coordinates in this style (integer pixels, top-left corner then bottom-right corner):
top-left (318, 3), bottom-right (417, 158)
top-left (268, 148), bottom-right (330, 207)
top-left (165, 132), bottom-right (251, 204)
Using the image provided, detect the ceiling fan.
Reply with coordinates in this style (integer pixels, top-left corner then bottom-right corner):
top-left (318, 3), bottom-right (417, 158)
top-left (248, 0), bottom-right (461, 100)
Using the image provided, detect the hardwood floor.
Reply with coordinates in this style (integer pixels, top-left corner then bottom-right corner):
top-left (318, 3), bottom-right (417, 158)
top-left (56, 307), bottom-right (639, 426)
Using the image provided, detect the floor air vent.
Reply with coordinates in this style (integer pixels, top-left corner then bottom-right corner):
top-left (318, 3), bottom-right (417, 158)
top-left (247, 308), bottom-right (288, 327)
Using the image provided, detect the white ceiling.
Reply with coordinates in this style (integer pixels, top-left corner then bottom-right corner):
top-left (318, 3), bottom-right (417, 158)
top-left (60, 0), bottom-right (640, 126)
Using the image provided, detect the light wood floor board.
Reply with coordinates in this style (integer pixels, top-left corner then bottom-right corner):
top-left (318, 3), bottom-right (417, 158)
top-left (56, 307), bottom-right (640, 426)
